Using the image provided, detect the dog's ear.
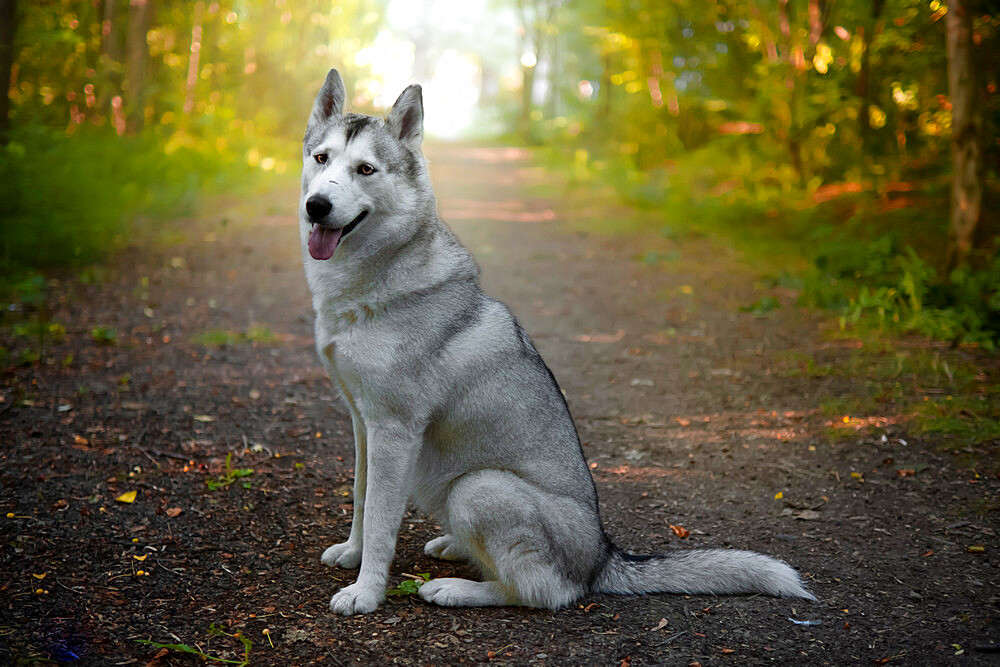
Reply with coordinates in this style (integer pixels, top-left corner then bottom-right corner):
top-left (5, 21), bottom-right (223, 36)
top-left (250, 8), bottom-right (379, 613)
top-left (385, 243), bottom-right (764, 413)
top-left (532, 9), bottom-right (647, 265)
top-left (309, 69), bottom-right (346, 127)
top-left (387, 84), bottom-right (423, 149)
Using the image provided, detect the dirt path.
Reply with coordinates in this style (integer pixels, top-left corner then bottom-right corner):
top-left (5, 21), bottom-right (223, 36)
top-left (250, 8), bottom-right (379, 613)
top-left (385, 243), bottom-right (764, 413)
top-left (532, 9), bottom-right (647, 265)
top-left (2, 143), bottom-right (998, 665)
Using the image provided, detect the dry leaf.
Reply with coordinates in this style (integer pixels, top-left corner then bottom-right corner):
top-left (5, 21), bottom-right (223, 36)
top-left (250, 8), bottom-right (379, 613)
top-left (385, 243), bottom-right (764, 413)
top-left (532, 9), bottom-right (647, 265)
top-left (193, 415), bottom-right (216, 422)
top-left (32, 573), bottom-right (46, 580)
top-left (650, 618), bottom-right (669, 632)
top-left (720, 648), bottom-right (735, 654)
top-left (583, 602), bottom-right (600, 612)
top-left (574, 329), bottom-right (625, 343)
top-left (670, 524), bottom-right (690, 538)
top-left (134, 554), bottom-right (148, 561)
top-left (73, 434), bottom-right (89, 445)
top-left (967, 545), bottom-right (985, 554)
top-left (166, 507), bottom-right (182, 518)
top-left (116, 490), bottom-right (137, 504)
top-left (774, 491), bottom-right (783, 499)
top-left (897, 469), bottom-right (915, 477)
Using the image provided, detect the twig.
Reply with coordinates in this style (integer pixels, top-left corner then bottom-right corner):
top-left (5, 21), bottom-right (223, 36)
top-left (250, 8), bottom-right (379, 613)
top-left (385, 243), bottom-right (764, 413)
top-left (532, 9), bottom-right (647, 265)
top-left (653, 630), bottom-right (688, 647)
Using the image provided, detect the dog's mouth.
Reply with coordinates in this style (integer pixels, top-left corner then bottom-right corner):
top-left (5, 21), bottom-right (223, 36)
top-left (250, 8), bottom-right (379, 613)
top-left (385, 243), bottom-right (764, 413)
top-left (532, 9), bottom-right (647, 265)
top-left (308, 210), bottom-right (369, 261)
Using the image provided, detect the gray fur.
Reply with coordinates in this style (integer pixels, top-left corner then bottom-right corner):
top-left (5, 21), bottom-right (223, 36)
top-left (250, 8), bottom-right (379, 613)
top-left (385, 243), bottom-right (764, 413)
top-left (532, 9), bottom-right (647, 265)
top-left (300, 69), bottom-right (817, 616)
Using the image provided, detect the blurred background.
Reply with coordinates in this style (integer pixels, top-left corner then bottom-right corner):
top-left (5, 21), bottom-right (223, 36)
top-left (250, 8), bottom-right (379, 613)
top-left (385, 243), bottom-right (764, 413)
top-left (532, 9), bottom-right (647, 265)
top-left (0, 0), bottom-right (998, 346)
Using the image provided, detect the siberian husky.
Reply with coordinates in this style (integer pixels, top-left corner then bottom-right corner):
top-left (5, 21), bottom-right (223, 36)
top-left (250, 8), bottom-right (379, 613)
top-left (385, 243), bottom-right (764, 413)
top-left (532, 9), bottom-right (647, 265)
top-left (299, 69), bottom-right (816, 615)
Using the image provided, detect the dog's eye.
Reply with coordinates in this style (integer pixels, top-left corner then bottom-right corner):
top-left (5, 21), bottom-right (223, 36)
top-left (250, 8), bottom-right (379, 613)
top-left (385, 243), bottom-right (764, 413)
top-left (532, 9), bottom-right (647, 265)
top-left (314, 153), bottom-right (328, 164)
top-left (357, 163), bottom-right (376, 176)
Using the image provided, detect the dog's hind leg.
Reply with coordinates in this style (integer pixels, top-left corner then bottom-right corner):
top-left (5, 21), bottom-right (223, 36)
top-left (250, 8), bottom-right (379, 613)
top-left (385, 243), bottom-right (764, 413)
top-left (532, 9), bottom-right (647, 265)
top-left (424, 534), bottom-right (469, 561)
top-left (419, 470), bottom-right (589, 609)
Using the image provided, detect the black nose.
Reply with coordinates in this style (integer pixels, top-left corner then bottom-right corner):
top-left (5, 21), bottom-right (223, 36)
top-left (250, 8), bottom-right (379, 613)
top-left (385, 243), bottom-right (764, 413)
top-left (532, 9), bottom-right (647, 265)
top-left (306, 196), bottom-right (332, 221)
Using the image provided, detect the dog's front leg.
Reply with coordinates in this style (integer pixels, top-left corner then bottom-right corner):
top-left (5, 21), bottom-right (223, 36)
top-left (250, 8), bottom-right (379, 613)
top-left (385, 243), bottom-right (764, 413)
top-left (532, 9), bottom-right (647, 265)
top-left (328, 422), bottom-right (418, 615)
top-left (321, 407), bottom-right (366, 568)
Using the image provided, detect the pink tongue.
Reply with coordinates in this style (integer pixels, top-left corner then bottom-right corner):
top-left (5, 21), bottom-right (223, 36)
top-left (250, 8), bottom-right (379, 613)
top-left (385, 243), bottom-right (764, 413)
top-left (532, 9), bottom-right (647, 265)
top-left (308, 225), bottom-right (343, 260)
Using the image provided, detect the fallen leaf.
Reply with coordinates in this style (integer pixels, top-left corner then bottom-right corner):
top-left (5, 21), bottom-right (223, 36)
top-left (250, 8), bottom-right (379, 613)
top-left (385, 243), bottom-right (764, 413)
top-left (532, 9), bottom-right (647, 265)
top-left (650, 618), bottom-right (669, 632)
top-left (967, 545), bottom-right (985, 554)
top-left (720, 647), bottom-right (735, 654)
top-left (922, 549), bottom-right (934, 557)
top-left (583, 602), bottom-right (600, 612)
top-left (675, 417), bottom-right (691, 427)
top-left (193, 415), bottom-right (216, 422)
top-left (73, 434), bottom-right (89, 445)
top-left (619, 655), bottom-right (631, 667)
top-left (670, 524), bottom-right (690, 538)
top-left (897, 469), bottom-right (915, 477)
top-left (166, 507), bottom-right (182, 518)
top-left (574, 329), bottom-right (625, 343)
top-left (134, 554), bottom-right (148, 561)
top-left (794, 510), bottom-right (822, 521)
top-left (116, 490), bottom-right (137, 504)
top-left (774, 491), bottom-right (783, 499)
top-left (32, 573), bottom-right (46, 580)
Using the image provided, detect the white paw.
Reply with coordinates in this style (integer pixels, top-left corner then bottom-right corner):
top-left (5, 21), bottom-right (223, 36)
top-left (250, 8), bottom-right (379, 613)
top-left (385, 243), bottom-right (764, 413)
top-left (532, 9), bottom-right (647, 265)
top-left (321, 542), bottom-right (362, 569)
top-left (424, 535), bottom-right (465, 561)
top-left (418, 578), bottom-right (503, 607)
top-left (329, 583), bottom-right (383, 615)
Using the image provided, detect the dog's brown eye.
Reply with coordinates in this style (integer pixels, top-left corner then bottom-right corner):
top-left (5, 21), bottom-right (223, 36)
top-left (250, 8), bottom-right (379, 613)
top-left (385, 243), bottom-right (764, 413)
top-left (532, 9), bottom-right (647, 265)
top-left (357, 163), bottom-right (375, 176)
top-left (314, 153), bottom-right (328, 164)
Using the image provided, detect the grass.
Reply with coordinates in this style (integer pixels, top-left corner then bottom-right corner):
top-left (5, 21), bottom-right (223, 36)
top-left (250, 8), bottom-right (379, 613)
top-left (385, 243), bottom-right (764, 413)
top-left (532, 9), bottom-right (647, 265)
top-left (137, 623), bottom-right (253, 665)
top-left (191, 325), bottom-right (281, 347)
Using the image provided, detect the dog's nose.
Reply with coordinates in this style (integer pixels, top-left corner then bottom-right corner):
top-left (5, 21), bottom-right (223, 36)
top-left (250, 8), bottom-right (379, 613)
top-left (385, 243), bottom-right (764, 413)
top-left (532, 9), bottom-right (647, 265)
top-left (306, 196), bottom-right (332, 221)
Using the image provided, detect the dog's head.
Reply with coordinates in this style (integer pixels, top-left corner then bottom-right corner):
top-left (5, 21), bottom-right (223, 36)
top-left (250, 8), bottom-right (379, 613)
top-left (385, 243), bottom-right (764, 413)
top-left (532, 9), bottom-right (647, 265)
top-left (300, 69), bottom-right (430, 261)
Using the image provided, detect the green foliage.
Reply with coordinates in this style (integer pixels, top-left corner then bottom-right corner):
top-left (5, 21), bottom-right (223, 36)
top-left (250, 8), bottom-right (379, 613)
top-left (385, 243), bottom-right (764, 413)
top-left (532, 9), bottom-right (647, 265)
top-left (137, 623), bottom-right (252, 665)
top-left (90, 326), bottom-right (118, 346)
top-left (740, 295), bottom-right (781, 316)
top-left (205, 453), bottom-right (254, 491)
top-left (386, 573), bottom-right (431, 596)
top-left (0, 127), bottom-right (260, 277)
top-left (913, 395), bottom-right (1000, 448)
top-left (801, 232), bottom-right (1000, 348)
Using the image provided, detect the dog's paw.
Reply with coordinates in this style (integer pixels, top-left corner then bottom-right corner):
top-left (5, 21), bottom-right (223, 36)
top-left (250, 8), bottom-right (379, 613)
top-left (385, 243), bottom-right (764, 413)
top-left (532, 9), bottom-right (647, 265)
top-left (321, 542), bottom-right (362, 569)
top-left (419, 578), bottom-right (504, 607)
top-left (329, 583), bottom-right (383, 615)
top-left (423, 534), bottom-right (465, 561)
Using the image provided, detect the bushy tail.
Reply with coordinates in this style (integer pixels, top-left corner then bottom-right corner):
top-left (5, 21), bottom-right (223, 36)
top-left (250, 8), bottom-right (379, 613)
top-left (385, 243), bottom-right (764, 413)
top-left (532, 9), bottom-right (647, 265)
top-left (594, 547), bottom-right (816, 600)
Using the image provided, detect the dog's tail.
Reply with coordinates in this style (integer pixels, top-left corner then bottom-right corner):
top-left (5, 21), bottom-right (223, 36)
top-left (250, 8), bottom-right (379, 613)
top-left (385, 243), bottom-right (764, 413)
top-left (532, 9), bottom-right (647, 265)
top-left (593, 547), bottom-right (817, 600)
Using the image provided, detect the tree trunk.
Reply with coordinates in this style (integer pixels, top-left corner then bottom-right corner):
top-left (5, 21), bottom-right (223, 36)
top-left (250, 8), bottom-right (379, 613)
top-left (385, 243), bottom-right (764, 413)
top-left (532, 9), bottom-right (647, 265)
top-left (124, 0), bottom-right (152, 133)
top-left (0, 0), bottom-right (16, 143)
top-left (856, 0), bottom-right (886, 161)
top-left (945, 0), bottom-right (984, 268)
top-left (182, 1), bottom-right (204, 116)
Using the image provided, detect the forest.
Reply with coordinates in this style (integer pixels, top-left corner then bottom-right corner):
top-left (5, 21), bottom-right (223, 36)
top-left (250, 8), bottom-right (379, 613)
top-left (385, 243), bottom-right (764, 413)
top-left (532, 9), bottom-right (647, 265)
top-left (1, 2), bottom-right (999, 664)
top-left (1, 0), bottom-right (997, 346)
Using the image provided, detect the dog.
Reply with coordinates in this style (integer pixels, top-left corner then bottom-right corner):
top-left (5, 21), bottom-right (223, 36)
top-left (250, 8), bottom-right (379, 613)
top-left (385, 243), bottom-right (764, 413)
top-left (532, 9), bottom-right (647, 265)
top-left (299, 69), bottom-right (816, 615)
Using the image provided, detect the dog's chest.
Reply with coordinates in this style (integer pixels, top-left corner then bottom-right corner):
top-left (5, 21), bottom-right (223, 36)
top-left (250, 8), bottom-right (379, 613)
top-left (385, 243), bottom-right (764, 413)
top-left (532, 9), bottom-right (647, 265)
top-left (324, 323), bottom-right (418, 418)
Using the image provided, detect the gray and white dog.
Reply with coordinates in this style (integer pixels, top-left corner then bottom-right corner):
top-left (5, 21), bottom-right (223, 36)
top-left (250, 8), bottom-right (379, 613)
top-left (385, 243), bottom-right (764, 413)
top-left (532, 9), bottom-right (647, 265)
top-left (300, 69), bottom-right (816, 615)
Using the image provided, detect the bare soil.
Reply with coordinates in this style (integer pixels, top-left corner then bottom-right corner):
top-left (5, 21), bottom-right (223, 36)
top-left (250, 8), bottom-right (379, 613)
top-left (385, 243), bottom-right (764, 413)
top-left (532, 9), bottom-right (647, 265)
top-left (2, 143), bottom-right (998, 665)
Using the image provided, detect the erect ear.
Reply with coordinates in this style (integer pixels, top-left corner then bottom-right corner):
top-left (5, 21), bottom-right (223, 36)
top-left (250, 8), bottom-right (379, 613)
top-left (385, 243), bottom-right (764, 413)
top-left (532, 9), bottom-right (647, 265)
top-left (309, 69), bottom-right (346, 128)
top-left (387, 84), bottom-right (423, 149)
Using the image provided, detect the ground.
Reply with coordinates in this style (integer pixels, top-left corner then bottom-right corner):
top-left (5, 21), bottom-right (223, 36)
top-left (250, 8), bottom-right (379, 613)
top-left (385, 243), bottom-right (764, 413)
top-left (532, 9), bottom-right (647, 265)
top-left (1, 143), bottom-right (998, 666)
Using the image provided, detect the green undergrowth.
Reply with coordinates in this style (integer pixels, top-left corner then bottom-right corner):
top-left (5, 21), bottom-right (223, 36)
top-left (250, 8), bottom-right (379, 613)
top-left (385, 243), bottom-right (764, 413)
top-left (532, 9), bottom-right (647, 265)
top-left (536, 140), bottom-right (999, 349)
top-left (0, 126), bottom-right (275, 287)
top-left (777, 338), bottom-right (999, 464)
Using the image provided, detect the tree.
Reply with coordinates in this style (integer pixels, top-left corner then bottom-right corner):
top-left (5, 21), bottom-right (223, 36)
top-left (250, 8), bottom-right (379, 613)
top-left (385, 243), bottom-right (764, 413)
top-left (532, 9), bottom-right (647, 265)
top-left (0, 0), bottom-right (15, 143)
top-left (945, 0), bottom-right (985, 268)
top-left (124, 0), bottom-right (152, 133)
